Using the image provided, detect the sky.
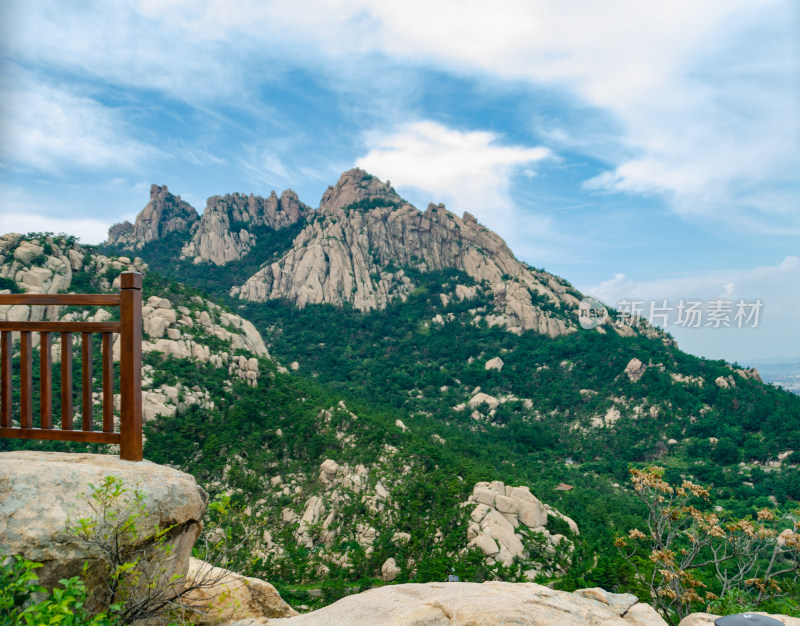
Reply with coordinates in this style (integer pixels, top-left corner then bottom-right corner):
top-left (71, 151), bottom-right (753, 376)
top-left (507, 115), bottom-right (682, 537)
top-left (0, 1), bottom-right (798, 364)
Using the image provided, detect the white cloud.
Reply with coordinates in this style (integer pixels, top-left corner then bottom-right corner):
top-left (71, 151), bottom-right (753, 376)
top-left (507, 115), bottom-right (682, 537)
top-left (581, 257), bottom-right (800, 362)
top-left (108, 0), bottom-right (796, 231)
top-left (356, 120), bottom-right (551, 220)
top-left (583, 256), bottom-right (800, 305)
top-left (0, 76), bottom-right (155, 174)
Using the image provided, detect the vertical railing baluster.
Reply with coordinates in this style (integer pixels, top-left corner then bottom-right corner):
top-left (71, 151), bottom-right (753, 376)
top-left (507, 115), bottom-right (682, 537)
top-left (20, 331), bottom-right (33, 428)
top-left (102, 332), bottom-right (113, 433)
top-left (60, 332), bottom-right (73, 429)
top-left (82, 332), bottom-right (93, 431)
top-left (0, 331), bottom-right (11, 427)
top-left (40, 332), bottom-right (52, 428)
top-left (120, 272), bottom-right (143, 461)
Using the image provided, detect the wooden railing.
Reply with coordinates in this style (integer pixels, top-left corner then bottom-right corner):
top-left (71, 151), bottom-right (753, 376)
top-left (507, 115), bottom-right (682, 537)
top-left (0, 272), bottom-right (143, 461)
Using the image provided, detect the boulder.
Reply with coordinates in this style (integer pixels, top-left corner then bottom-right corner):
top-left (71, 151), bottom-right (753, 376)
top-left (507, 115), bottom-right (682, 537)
top-left (470, 503), bottom-right (491, 523)
top-left (181, 558), bottom-right (297, 623)
top-left (301, 496), bottom-right (325, 525)
top-left (625, 358), bottom-right (646, 382)
top-left (574, 587), bottom-right (638, 615)
top-left (494, 494), bottom-right (518, 514)
top-left (517, 498), bottom-right (547, 528)
top-left (482, 510), bottom-right (525, 559)
top-left (13, 241), bottom-right (45, 264)
top-left (381, 557), bottom-right (401, 582)
top-left (0, 451), bottom-right (207, 591)
top-left (469, 392), bottom-right (500, 411)
top-left (471, 532), bottom-right (500, 557)
top-left (320, 459), bottom-right (339, 476)
top-left (375, 482), bottom-right (389, 500)
top-left (485, 356), bottom-right (504, 371)
top-left (228, 581), bottom-right (668, 625)
top-left (473, 487), bottom-right (497, 506)
top-left (391, 532), bottom-right (411, 545)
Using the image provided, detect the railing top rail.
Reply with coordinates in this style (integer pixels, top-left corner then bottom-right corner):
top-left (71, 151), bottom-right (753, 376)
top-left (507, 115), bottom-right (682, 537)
top-left (0, 294), bottom-right (121, 306)
top-left (0, 321), bottom-right (121, 333)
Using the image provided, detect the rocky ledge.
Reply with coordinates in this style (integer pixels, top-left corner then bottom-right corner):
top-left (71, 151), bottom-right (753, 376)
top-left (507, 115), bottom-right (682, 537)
top-left (0, 451), bottom-right (208, 589)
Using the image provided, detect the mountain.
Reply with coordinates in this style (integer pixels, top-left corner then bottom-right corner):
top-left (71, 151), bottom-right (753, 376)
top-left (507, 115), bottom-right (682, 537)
top-left (98, 168), bottom-right (799, 492)
top-left (181, 189), bottom-right (311, 266)
top-left (3, 169), bottom-right (800, 612)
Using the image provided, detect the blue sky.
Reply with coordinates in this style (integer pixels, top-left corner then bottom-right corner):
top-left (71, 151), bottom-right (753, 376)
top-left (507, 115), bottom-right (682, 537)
top-left (1, 1), bottom-right (798, 363)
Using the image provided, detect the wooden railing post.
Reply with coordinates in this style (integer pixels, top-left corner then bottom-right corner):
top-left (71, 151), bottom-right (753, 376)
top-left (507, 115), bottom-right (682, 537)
top-left (119, 272), bottom-right (143, 461)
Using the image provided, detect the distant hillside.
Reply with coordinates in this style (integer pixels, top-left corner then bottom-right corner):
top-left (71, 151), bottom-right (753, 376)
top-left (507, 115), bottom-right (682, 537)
top-left (747, 359), bottom-right (800, 395)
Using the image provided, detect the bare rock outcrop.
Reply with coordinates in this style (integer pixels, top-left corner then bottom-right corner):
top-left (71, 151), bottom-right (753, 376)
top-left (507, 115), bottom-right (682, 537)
top-left (465, 481), bottom-right (576, 577)
top-left (0, 233), bottom-right (145, 327)
top-left (181, 190), bottom-right (311, 265)
top-left (225, 581), bottom-right (666, 625)
top-left (0, 451), bottom-right (208, 591)
top-left (107, 184), bottom-right (199, 250)
top-left (625, 358), bottom-right (646, 382)
top-left (232, 169), bottom-right (577, 337)
top-left (182, 558), bottom-right (297, 624)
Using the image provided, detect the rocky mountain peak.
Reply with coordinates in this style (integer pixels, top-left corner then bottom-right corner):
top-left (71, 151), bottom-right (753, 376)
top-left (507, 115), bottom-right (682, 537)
top-left (180, 188), bottom-right (312, 265)
top-left (107, 184), bottom-right (199, 250)
top-left (319, 168), bottom-right (404, 215)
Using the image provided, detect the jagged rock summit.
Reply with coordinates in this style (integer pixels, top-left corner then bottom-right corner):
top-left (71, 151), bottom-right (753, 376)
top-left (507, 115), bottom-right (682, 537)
top-left (181, 190), bottom-right (311, 265)
top-left (108, 184), bottom-right (199, 250)
top-left (318, 167), bottom-right (404, 215)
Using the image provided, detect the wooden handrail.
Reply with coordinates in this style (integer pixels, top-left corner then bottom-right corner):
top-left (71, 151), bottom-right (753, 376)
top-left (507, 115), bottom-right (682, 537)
top-left (0, 272), bottom-right (143, 461)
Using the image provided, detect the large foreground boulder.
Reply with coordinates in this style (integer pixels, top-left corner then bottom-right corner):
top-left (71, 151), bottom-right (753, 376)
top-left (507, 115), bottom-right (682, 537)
top-left (0, 451), bottom-right (208, 590)
top-left (226, 581), bottom-right (666, 625)
top-left (181, 558), bottom-right (298, 624)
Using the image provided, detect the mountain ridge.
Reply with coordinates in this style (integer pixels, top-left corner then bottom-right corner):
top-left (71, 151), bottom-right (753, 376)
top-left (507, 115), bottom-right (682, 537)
top-left (107, 168), bottom-right (666, 340)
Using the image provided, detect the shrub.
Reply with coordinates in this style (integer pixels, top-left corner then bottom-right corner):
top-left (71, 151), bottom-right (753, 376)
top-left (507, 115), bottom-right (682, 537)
top-left (0, 555), bottom-right (113, 625)
top-left (615, 466), bottom-right (800, 625)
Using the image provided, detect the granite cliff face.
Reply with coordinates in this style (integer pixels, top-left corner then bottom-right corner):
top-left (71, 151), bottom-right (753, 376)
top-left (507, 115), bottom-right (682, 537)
top-left (232, 169), bottom-right (580, 337)
top-left (108, 184), bottom-right (199, 250)
top-left (181, 190), bottom-right (311, 265)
